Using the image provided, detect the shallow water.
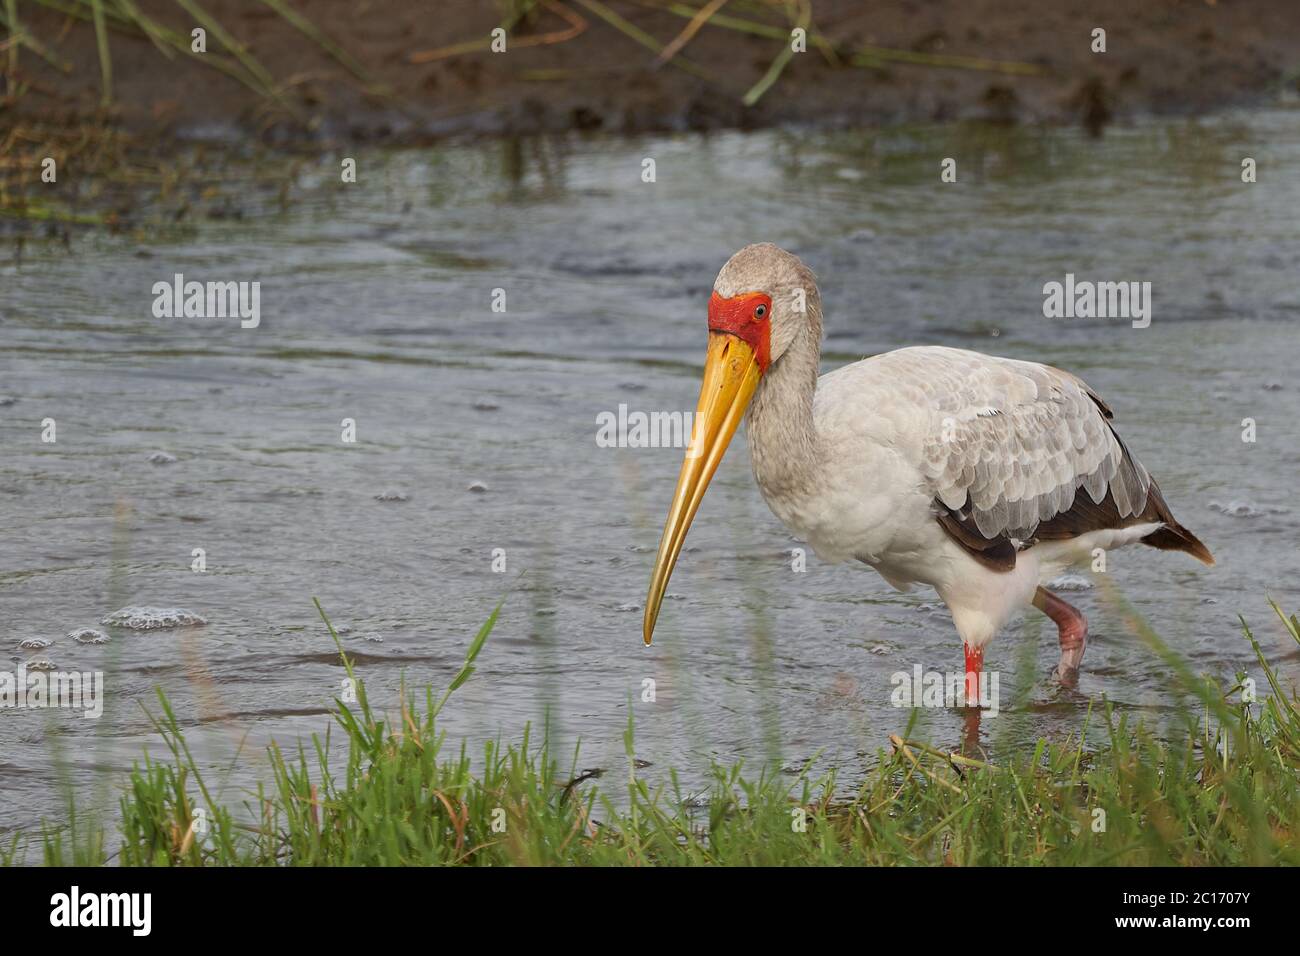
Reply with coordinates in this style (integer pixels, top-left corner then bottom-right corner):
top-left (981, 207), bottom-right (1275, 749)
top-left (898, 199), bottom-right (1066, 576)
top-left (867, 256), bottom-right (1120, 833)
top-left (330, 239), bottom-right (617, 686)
top-left (3, 111), bottom-right (1300, 836)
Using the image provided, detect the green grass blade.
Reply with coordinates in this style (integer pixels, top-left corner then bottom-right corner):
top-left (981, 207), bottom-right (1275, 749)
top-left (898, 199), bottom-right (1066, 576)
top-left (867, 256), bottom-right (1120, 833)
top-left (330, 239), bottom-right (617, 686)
top-left (741, 0), bottom-right (809, 107)
top-left (90, 0), bottom-right (111, 106)
top-left (255, 0), bottom-right (374, 86)
top-left (4, 0), bottom-right (18, 98)
top-left (170, 0), bottom-right (276, 93)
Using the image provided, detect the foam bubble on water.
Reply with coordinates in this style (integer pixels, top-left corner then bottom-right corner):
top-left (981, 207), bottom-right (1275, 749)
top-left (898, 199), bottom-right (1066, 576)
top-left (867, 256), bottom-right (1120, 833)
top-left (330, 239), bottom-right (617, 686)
top-left (266, 487), bottom-right (323, 498)
top-left (24, 658), bottom-right (57, 672)
top-left (147, 451), bottom-right (178, 465)
top-left (1047, 574), bottom-right (1094, 591)
top-left (1209, 500), bottom-right (1288, 518)
top-left (467, 481), bottom-right (488, 493)
top-left (18, 638), bottom-right (52, 650)
top-left (0, 395), bottom-right (16, 406)
top-left (374, 492), bottom-right (408, 502)
top-left (69, 628), bottom-right (110, 645)
top-left (101, 606), bottom-right (208, 630)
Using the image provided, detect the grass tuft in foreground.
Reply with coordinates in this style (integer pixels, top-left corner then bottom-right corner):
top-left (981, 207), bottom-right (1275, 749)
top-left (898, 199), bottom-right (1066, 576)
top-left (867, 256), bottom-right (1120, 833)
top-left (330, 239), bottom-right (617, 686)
top-left (18, 600), bottom-right (1300, 866)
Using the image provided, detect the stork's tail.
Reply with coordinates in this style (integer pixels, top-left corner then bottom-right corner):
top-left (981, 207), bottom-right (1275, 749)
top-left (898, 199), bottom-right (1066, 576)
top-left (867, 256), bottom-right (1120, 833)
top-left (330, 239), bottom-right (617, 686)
top-left (1141, 520), bottom-right (1215, 566)
top-left (1133, 476), bottom-right (1215, 566)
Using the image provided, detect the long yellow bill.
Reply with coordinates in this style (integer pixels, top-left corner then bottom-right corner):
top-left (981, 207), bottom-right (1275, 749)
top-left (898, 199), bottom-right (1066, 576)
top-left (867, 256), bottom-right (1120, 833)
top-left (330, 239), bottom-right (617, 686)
top-left (643, 331), bottom-right (762, 645)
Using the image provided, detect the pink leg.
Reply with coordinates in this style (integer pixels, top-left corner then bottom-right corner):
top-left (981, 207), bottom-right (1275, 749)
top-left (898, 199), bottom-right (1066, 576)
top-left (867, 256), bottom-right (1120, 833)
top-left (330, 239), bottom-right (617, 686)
top-left (963, 643), bottom-right (984, 708)
top-left (962, 644), bottom-right (985, 747)
top-left (1033, 586), bottom-right (1088, 686)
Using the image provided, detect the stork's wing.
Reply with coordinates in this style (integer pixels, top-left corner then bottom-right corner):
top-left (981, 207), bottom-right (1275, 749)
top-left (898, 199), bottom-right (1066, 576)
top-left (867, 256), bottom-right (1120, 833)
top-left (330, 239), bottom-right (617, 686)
top-left (882, 347), bottom-right (1175, 571)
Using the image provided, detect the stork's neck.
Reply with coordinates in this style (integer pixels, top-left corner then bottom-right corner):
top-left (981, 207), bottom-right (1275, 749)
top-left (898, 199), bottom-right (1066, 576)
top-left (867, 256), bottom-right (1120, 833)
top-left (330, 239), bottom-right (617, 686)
top-left (745, 323), bottom-right (823, 500)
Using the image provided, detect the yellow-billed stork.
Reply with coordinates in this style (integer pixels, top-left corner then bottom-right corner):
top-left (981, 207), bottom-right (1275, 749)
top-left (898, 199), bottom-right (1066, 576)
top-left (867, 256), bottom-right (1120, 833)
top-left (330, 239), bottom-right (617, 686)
top-left (642, 244), bottom-right (1213, 708)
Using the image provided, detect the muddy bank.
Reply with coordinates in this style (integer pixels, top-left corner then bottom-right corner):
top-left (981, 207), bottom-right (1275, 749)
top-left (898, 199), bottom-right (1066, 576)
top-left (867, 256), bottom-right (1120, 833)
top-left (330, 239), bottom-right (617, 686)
top-left (4, 0), bottom-right (1299, 146)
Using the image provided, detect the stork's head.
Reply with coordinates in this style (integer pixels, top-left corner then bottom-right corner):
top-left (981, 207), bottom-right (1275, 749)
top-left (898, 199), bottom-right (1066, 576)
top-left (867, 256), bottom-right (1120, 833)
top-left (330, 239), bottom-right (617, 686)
top-left (709, 242), bottom-right (822, 368)
top-left (642, 243), bottom-right (821, 646)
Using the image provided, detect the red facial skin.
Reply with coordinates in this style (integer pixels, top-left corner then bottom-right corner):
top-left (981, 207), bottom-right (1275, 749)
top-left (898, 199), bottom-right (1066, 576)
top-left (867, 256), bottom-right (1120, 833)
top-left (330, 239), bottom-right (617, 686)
top-left (707, 291), bottom-right (772, 373)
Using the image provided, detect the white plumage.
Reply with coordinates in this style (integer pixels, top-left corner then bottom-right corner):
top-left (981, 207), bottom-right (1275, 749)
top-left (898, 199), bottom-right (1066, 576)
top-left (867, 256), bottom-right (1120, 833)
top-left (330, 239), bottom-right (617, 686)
top-left (758, 345), bottom-right (1161, 648)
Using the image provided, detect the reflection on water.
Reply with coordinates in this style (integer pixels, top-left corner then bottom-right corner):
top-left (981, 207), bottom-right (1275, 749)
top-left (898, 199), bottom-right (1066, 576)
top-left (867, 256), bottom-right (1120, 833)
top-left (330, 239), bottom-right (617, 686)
top-left (3, 111), bottom-right (1300, 835)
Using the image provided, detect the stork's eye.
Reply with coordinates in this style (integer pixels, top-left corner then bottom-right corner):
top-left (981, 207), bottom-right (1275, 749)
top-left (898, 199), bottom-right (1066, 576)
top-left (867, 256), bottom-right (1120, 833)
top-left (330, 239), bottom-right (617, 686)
top-left (754, 304), bottom-right (767, 319)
